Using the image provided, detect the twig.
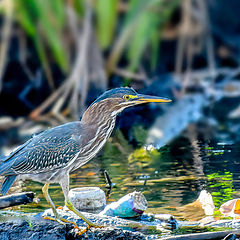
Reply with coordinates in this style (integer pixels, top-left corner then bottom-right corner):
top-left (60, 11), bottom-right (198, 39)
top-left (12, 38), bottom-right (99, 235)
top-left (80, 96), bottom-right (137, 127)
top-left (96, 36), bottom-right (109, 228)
top-left (198, 0), bottom-right (216, 79)
top-left (114, 68), bottom-right (147, 81)
top-left (68, 0), bottom-right (92, 118)
top-left (106, 2), bottom-right (151, 75)
top-left (0, 192), bottom-right (34, 209)
top-left (175, 0), bottom-right (216, 91)
top-left (175, 0), bottom-right (191, 75)
top-left (103, 170), bottom-right (115, 189)
top-left (36, 26), bottom-right (55, 91)
top-left (173, 68), bottom-right (239, 81)
top-left (222, 66), bottom-right (240, 83)
top-left (29, 0), bottom-right (93, 122)
top-left (29, 77), bottom-right (73, 120)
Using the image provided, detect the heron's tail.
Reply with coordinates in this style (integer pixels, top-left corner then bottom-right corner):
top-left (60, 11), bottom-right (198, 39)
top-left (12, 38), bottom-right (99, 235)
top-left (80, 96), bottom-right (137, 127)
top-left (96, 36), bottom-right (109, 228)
top-left (1, 175), bottom-right (17, 195)
top-left (0, 160), bottom-right (13, 175)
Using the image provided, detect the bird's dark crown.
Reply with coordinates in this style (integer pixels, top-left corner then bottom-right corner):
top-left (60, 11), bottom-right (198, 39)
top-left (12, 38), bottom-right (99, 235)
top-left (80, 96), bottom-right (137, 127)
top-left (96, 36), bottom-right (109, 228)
top-left (91, 87), bottom-right (137, 105)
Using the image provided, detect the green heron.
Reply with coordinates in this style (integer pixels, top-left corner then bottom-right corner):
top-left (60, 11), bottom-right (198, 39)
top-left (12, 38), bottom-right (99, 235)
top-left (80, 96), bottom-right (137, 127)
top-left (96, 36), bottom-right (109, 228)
top-left (0, 87), bottom-right (171, 233)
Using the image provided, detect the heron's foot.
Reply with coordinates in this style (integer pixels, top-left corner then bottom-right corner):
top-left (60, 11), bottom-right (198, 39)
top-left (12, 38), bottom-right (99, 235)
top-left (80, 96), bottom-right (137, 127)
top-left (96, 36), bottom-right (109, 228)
top-left (43, 215), bottom-right (103, 235)
top-left (43, 215), bottom-right (76, 227)
top-left (60, 217), bottom-right (80, 229)
top-left (64, 200), bottom-right (105, 235)
top-left (43, 216), bottom-right (66, 226)
top-left (76, 224), bottom-right (104, 236)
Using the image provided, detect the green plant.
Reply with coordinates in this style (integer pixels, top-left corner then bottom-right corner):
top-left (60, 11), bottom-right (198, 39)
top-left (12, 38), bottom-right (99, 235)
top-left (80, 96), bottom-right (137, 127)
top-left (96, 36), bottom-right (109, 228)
top-left (1, 0), bottom-right (180, 90)
top-left (207, 172), bottom-right (236, 208)
top-left (16, 0), bottom-right (68, 71)
top-left (106, 0), bottom-right (180, 75)
top-left (95, 0), bottom-right (118, 49)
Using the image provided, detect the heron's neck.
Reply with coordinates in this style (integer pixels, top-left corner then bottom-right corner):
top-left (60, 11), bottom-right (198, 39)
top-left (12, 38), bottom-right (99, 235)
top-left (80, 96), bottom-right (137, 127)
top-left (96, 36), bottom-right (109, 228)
top-left (81, 102), bottom-right (118, 138)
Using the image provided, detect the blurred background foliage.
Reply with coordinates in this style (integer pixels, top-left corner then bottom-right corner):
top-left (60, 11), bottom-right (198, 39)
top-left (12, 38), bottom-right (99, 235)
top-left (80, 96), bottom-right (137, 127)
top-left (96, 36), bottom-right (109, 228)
top-left (12, 0), bottom-right (179, 77)
top-left (0, 0), bottom-right (182, 120)
top-left (0, 0), bottom-right (179, 83)
top-left (16, 0), bottom-right (69, 90)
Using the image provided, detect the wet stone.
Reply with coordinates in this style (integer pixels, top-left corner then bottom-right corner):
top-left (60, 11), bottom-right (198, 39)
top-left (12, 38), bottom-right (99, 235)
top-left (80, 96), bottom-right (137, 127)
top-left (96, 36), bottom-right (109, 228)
top-left (0, 219), bottom-right (146, 240)
top-left (0, 220), bottom-right (66, 240)
top-left (71, 227), bottom-right (145, 240)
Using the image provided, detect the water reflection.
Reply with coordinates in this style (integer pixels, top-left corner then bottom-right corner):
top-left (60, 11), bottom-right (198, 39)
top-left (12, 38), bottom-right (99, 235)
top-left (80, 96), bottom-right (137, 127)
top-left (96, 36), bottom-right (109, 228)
top-left (8, 123), bottom-right (240, 222)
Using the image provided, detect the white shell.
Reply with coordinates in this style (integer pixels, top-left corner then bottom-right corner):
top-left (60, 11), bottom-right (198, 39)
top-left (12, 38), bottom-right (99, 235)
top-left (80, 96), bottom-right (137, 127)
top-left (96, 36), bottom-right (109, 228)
top-left (68, 187), bottom-right (106, 210)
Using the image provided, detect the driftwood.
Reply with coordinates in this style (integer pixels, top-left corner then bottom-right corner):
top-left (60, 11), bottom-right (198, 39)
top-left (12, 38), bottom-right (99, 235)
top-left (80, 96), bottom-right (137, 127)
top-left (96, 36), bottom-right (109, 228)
top-left (0, 192), bottom-right (34, 209)
top-left (162, 230), bottom-right (240, 240)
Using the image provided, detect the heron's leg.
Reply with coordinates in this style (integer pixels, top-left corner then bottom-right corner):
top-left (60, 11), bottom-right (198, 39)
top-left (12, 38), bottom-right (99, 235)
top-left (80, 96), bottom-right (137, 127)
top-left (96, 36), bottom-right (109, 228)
top-left (60, 175), bottom-right (103, 232)
top-left (42, 182), bottom-right (66, 225)
top-left (42, 183), bottom-right (59, 218)
top-left (42, 182), bottom-right (81, 228)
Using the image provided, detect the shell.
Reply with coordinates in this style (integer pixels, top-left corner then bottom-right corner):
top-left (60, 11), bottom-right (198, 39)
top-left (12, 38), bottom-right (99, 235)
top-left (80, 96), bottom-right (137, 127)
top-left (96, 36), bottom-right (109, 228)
top-left (68, 187), bottom-right (106, 210)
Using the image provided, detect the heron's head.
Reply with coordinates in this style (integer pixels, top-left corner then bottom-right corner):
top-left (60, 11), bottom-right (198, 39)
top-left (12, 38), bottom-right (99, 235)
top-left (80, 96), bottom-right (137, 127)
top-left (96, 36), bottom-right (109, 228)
top-left (89, 87), bottom-right (171, 117)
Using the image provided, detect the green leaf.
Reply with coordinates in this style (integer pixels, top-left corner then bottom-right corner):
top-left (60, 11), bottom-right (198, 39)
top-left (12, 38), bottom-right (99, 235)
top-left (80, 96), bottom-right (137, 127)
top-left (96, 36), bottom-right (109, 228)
top-left (95, 0), bottom-right (118, 49)
top-left (36, 0), bottom-right (68, 72)
top-left (16, 0), bottom-right (37, 35)
top-left (15, 0), bottom-right (68, 72)
top-left (33, 34), bottom-right (50, 74)
top-left (150, 28), bottom-right (160, 70)
top-left (125, 0), bottom-right (179, 72)
top-left (49, 0), bottom-right (65, 28)
top-left (127, 9), bottom-right (159, 71)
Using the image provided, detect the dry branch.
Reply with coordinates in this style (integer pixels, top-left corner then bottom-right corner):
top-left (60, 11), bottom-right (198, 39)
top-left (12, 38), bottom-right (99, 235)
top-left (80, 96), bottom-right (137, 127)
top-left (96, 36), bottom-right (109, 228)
top-left (29, 1), bottom-right (93, 122)
top-left (0, 192), bottom-right (34, 209)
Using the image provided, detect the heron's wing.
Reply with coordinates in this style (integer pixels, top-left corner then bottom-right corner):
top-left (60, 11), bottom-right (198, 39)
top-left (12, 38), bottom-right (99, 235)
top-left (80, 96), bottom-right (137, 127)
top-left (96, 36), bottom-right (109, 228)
top-left (0, 139), bottom-right (34, 175)
top-left (4, 122), bottom-right (83, 175)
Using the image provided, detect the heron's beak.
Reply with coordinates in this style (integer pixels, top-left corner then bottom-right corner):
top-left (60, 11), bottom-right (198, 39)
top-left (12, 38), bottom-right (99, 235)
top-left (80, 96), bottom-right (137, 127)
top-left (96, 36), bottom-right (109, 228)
top-left (134, 94), bottom-right (172, 103)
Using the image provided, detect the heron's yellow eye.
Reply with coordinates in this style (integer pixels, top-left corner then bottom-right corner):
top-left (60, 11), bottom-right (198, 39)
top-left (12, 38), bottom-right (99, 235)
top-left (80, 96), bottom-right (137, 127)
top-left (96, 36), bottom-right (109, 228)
top-left (123, 95), bottom-right (130, 101)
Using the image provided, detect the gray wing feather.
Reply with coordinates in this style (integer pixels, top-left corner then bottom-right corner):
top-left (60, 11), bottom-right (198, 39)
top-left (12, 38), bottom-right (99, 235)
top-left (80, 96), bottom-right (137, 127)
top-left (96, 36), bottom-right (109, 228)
top-left (4, 122), bottom-right (83, 175)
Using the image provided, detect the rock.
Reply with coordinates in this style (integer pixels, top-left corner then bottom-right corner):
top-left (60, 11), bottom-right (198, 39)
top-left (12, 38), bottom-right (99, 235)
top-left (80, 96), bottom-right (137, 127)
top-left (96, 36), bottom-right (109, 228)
top-left (0, 205), bottom-right (178, 240)
top-left (42, 207), bottom-right (178, 237)
top-left (0, 220), bottom-right (66, 240)
top-left (72, 227), bottom-right (145, 240)
top-left (0, 219), bottom-right (146, 240)
top-left (154, 214), bottom-right (178, 230)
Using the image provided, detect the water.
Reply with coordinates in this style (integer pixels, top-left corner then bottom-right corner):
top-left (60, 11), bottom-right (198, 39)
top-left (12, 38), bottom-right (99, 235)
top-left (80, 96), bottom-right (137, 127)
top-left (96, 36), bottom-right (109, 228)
top-left (13, 123), bottom-right (240, 223)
